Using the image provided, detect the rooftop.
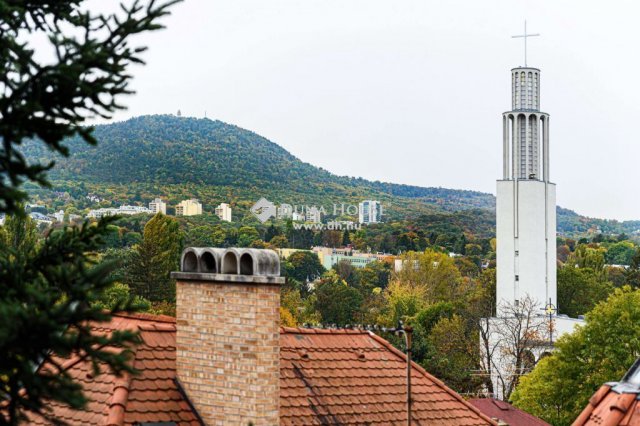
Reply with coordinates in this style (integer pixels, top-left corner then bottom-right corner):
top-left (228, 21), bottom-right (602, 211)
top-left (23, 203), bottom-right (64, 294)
top-left (573, 358), bottom-right (640, 426)
top-left (25, 313), bottom-right (497, 426)
top-left (468, 398), bottom-right (550, 426)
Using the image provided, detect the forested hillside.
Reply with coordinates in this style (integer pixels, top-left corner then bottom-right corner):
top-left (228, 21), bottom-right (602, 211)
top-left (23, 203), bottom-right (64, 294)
top-left (21, 114), bottom-right (640, 238)
top-left (21, 115), bottom-right (491, 215)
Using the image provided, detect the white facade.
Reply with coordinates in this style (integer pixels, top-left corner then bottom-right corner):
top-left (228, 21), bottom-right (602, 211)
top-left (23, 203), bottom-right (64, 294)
top-left (277, 203), bottom-right (293, 219)
top-left (292, 212), bottom-right (305, 221)
top-left (149, 198), bottom-right (167, 215)
top-left (306, 207), bottom-right (322, 223)
top-left (215, 203), bottom-right (232, 222)
top-left (358, 200), bottom-right (382, 224)
top-left (29, 212), bottom-right (52, 225)
top-left (483, 314), bottom-right (583, 400)
top-left (496, 180), bottom-right (556, 312)
top-left (176, 199), bottom-right (202, 216)
top-left (53, 210), bottom-right (65, 222)
top-left (87, 205), bottom-right (152, 219)
top-left (496, 67), bottom-right (554, 312)
top-left (484, 65), bottom-right (584, 400)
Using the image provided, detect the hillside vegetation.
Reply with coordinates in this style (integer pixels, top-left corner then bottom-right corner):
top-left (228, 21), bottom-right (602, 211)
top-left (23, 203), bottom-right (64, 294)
top-left (21, 114), bottom-right (640, 238)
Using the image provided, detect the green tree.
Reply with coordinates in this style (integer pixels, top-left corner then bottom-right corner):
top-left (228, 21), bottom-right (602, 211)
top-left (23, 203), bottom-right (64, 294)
top-left (126, 213), bottom-right (182, 302)
top-left (185, 225), bottom-right (216, 247)
top-left (237, 226), bottom-right (260, 247)
top-left (314, 271), bottom-right (363, 325)
top-left (92, 282), bottom-right (151, 311)
top-left (211, 224), bottom-right (227, 247)
top-left (269, 234), bottom-right (289, 248)
top-left (342, 229), bottom-right (351, 246)
top-left (569, 245), bottom-right (607, 278)
top-left (284, 251), bottom-right (325, 284)
top-left (356, 261), bottom-right (391, 295)
top-left (0, 1), bottom-right (176, 423)
top-left (380, 280), bottom-right (427, 326)
top-left (0, 219), bottom-right (143, 424)
top-left (557, 266), bottom-right (613, 317)
top-left (605, 241), bottom-right (635, 265)
top-left (394, 250), bottom-right (468, 304)
top-left (411, 302), bottom-right (455, 363)
top-left (624, 248), bottom-right (640, 288)
top-left (0, 213), bottom-right (39, 259)
top-left (511, 287), bottom-right (640, 426)
top-left (425, 315), bottom-right (479, 393)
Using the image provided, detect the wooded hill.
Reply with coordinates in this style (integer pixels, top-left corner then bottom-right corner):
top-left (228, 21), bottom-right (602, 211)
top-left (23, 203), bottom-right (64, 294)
top-left (21, 114), bottom-right (640, 238)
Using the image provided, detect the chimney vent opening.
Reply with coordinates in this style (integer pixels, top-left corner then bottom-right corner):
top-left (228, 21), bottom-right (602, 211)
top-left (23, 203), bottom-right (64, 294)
top-left (222, 251), bottom-right (239, 274)
top-left (182, 251), bottom-right (199, 272)
top-left (200, 251), bottom-right (217, 273)
top-left (240, 252), bottom-right (255, 275)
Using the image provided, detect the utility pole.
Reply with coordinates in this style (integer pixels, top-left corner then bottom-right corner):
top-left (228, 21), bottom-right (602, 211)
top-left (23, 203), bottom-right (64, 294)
top-left (383, 321), bottom-right (414, 426)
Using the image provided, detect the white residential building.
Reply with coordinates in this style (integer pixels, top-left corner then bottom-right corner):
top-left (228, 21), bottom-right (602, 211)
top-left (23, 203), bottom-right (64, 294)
top-left (358, 200), bottom-right (382, 224)
top-left (87, 205), bottom-right (152, 219)
top-left (292, 212), bottom-right (305, 221)
top-left (215, 203), bottom-right (232, 222)
top-left (29, 212), bottom-right (52, 225)
top-left (277, 203), bottom-right (293, 219)
top-left (149, 198), bottom-right (167, 215)
top-left (305, 206), bottom-right (322, 224)
top-left (119, 205), bottom-right (152, 215)
top-left (176, 199), bottom-right (202, 216)
top-left (53, 210), bottom-right (65, 222)
top-left (52, 210), bottom-right (81, 223)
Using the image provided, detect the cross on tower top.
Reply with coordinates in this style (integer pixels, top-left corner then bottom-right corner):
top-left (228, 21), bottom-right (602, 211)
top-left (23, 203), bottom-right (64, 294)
top-left (512, 20), bottom-right (540, 67)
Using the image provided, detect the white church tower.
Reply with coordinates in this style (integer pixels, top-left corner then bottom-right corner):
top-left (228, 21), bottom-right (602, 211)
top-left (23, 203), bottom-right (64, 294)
top-left (484, 27), bottom-right (584, 400)
top-left (496, 66), bottom-right (556, 313)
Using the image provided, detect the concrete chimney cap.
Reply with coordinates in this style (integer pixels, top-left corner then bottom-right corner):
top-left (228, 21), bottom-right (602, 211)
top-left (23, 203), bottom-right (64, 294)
top-left (239, 248), bottom-right (280, 277)
top-left (179, 247), bottom-right (280, 277)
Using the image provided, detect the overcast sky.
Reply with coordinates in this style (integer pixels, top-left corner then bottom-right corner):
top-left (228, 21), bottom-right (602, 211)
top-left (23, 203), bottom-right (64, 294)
top-left (104, 0), bottom-right (638, 220)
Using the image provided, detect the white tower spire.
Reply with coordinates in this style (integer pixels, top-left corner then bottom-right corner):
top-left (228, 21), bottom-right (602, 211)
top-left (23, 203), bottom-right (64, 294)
top-left (496, 62), bottom-right (556, 314)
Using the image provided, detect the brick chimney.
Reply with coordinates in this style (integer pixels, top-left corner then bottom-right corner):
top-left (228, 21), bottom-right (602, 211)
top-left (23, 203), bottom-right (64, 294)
top-left (172, 247), bottom-right (283, 425)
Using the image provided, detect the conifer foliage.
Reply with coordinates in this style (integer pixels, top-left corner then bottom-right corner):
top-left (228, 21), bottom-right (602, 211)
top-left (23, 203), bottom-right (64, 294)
top-left (0, 1), bottom-right (177, 424)
top-left (125, 213), bottom-right (183, 302)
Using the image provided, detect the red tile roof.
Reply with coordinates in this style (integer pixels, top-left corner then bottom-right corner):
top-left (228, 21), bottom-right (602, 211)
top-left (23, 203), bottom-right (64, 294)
top-left (468, 398), bottom-right (550, 426)
top-left (27, 313), bottom-right (201, 426)
top-left (26, 314), bottom-right (497, 426)
top-left (573, 358), bottom-right (640, 426)
top-left (281, 327), bottom-right (497, 425)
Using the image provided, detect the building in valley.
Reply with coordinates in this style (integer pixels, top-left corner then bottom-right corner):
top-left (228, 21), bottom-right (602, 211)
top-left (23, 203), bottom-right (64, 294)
top-left (175, 199), bottom-right (202, 216)
top-left (214, 202), bottom-right (232, 222)
top-left (359, 200), bottom-right (382, 224)
top-left (149, 198), bottom-right (167, 214)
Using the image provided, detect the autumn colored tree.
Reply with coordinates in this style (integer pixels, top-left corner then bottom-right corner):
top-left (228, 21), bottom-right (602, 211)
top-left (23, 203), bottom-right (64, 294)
top-left (393, 250), bottom-right (469, 304)
top-left (425, 315), bottom-right (480, 393)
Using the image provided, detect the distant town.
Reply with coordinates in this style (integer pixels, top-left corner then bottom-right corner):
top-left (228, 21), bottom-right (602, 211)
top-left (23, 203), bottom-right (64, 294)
top-left (5, 197), bottom-right (385, 228)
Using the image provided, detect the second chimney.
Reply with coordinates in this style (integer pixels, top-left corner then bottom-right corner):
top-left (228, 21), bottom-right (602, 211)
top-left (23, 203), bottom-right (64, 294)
top-left (172, 247), bottom-right (283, 425)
